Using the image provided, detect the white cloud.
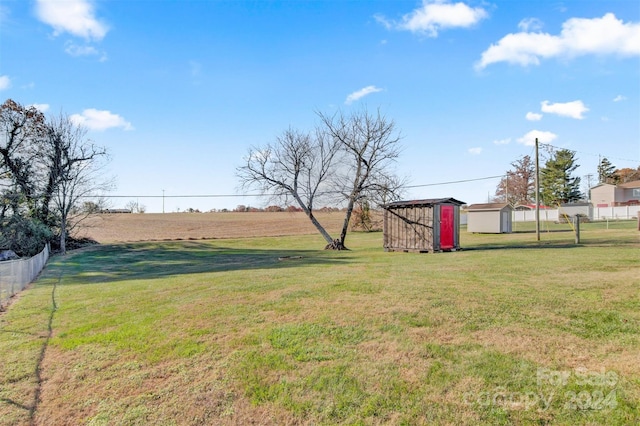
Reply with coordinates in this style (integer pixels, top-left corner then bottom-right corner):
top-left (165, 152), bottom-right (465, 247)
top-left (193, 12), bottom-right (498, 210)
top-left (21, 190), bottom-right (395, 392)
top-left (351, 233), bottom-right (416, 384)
top-left (468, 147), bottom-right (482, 155)
top-left (70, 109), bottom-right (133, 131)
top-left (517, 130), bottom-right (557, 146)
top-left (526, 112), bottom-right (543, 121)
top-left (541, 100), bottom-right (589, 119)
top-left (345, 85), bottom-right (383, 105)
top-left (377, 0), bottom-right (488, 37)
top-left (29, 103), bottom-right (50, 113)
top-left (35, 0), bottom-right (108, 41)
top-left (374, 15), bottom-right (393, 31)
top-left (493, 138), bottom-right (511, 145)
top-left (476, 13), bottom-right (640, 69)
top-left (518, 18), bottom-right (543, 32)
top-left (0, 75), bottom-right (10, 90)
top-left (64, 41), bottom-right (107, 61)
top-left (613, 94), bottom-right (627, 102)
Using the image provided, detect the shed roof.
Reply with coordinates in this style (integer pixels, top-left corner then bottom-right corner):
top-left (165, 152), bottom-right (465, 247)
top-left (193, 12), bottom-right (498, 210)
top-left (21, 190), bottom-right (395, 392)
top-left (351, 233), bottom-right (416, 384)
top-left (467, 203), bottom-right (512, 211)
top-left (384, 197), bottom-right (465, 209)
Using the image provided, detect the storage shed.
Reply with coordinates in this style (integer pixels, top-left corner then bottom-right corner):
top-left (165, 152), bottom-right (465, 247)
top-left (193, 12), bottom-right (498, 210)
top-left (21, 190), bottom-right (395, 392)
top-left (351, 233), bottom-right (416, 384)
top-left (383, 198), bottom-right (465, 252)
top-left (467, 203), bottom-right (513, 233)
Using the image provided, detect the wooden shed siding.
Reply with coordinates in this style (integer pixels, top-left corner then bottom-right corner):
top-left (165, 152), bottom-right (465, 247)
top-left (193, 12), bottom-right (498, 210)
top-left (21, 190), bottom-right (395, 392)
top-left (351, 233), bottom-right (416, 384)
top-left (383, 198), bottom-right (464, 252)
top-left (384, 204), bottom-right (463, 252)
top-left (384, 205), bottom-right (436, 252)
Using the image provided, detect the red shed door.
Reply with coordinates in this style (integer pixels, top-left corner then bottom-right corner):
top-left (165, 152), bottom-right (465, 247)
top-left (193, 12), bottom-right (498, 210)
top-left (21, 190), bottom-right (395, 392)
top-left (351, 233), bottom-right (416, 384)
top-left (440, 204), bottom-right (454, 250)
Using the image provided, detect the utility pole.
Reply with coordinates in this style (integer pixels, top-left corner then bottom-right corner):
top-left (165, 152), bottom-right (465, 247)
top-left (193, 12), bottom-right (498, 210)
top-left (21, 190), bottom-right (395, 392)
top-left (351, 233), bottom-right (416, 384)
top-left (505, 173), bottom-right (509, 205)
top-left (535, 138), bottom-right (540, 241)
top-left (162, 189), bottom-right (165, 214)
top-left (585, 174), bottom-right (594, 202)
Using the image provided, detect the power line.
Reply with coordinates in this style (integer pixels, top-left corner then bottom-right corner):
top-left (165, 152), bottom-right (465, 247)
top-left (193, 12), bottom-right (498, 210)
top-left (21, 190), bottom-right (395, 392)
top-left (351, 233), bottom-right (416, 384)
top-left (86, 194), bottom-right (265, 198)
top-left (540, 143), bottom-right (640, 164)
top-left (405, 175), bottom-right (504, 189)
top-left (85, 174), bottom-right (506, 200)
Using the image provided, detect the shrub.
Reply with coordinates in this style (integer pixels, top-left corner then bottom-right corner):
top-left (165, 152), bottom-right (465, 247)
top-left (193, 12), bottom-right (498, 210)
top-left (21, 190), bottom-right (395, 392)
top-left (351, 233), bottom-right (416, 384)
top-left (0, 215), bottom-right (53, 257)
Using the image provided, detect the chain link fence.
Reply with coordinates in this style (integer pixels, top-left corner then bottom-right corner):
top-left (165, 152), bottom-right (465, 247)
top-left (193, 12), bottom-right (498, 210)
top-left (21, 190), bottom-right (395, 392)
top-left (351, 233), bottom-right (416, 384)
top-left (0, 244), bottom-right (50, 308)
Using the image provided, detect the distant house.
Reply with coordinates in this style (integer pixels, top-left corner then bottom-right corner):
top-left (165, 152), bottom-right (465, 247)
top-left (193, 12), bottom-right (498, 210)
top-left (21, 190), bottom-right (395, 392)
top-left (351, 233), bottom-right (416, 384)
top-left (467, 203), bottom-right (513, 233)
top-left (514, 204), bottom-right (552, 210)
top-left (100, 209), bottom-right (132, 214)
top-left (383, 198), bottom-right (464, 253)
top-left (590, 180), bottom-right (640, 207)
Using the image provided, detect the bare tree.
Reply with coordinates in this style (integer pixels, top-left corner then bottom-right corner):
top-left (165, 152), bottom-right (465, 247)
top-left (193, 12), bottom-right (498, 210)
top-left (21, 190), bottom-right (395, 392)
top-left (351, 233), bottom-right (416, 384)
top-left (238, 126), bottom-right (340, 244)
top-left (238, 109), bottom-right (403, 250)
top-left (318, 108), bottom-right (403, 249)
top-left (494, 155), bottom-right (535, 206)
top-left (45, 114), bottom-right (110, 254)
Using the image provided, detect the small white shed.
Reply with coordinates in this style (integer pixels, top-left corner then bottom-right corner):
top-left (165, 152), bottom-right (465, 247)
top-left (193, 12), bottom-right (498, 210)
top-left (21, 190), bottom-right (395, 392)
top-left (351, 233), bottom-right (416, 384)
top-left (467, 203), bottom-right (513, 233)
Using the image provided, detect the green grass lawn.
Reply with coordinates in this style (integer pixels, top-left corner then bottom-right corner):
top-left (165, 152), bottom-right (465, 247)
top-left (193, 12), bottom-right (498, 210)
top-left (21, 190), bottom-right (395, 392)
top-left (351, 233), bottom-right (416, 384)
top-left (1, 221), bottom-right (639, 425)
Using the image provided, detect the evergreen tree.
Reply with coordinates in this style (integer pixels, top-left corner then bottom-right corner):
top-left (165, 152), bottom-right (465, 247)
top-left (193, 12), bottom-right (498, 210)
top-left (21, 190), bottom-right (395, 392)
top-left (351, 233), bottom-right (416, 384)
top-left (540, 149), bottom-right (582, 205)
top-left (597, 157), bottom-right (617, 184)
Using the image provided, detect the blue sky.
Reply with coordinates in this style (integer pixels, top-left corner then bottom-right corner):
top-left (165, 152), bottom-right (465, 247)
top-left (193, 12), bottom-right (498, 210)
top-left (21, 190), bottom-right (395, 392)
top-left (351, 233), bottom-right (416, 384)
top-left (1, 0), bottom-right (639, 212)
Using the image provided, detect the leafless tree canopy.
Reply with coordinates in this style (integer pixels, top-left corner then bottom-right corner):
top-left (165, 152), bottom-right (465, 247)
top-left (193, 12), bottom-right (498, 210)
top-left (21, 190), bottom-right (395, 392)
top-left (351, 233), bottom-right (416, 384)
top-left (238, 127), bottom-right (339, 244)
top-left (237, 108), bottom-right (404, 249)
top-left (494, 155), bottom-right (535, 206)
top-left (318, 109), bottom-right (403, 247)
top-left (46, 113), bottom-right (111, 254)
top-left (1, 99), bottom-right (111, 255)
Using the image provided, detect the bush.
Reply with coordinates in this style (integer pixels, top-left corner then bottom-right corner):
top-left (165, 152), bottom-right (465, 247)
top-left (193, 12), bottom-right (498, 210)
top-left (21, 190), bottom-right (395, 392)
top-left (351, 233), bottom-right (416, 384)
top-left (0, 215), bottom-right (53, 257)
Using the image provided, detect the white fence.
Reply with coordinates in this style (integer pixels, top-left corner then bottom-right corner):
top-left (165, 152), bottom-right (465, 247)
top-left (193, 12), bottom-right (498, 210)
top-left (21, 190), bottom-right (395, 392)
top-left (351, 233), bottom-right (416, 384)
top-left (461, 206), bottom-right (639, 225)
top-left (591, 206), bottom-right (640, 221)
top-left (512, 206), bottom-right (639, 222)
top-left (513, 209), bottom-right (560, 222)
top-left (0, 244), bottom-right (49, 307)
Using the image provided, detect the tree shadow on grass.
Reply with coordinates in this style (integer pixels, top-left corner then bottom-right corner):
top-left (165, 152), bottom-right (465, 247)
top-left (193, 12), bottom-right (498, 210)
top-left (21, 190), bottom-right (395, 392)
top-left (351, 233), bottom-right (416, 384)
top-left (463, 242), bottom-right (581, 251)
top-left (463, 236), bottom-right (639, 251)
top-left (46, 241), bottom-right (354, 285)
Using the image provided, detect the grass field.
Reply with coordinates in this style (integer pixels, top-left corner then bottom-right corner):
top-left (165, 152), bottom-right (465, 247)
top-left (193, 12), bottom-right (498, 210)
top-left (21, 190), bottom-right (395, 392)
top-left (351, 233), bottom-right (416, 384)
top-left (79, 212), bottom-right (348, 243)
top-left (1, 214), bottom-right (639, 425)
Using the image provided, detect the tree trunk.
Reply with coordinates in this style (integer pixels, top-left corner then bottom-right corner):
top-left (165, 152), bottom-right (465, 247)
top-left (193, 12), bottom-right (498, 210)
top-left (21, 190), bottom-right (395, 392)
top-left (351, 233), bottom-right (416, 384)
top-left (337, 195), bottom-right (357, 249)
top-left (59, 219), bottom-right (66, 255)
top-left (292, 193), bottom-right (334, 245)
top-left (324, 239), bottom-right (348, 250)
top-left (308, 211), bottom-right (334, 244)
